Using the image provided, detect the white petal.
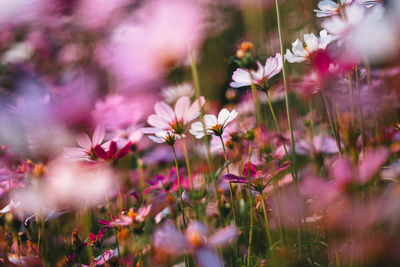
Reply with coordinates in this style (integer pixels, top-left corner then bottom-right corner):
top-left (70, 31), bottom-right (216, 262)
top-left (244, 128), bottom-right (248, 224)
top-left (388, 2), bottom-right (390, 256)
top-left (92, 125), bottom-right (105, 146)
top-left (217, 109), bottom-right (230, 125)
top-left (174, 96), bottom-right (190, 122)
top-left (76, 133), bottom-right (92, 151)
top-left (154, 101), bottom-right (175, 123)
top-left (148, 114), bottom-right (170, 129)
top-left (304, 33), bottom-right (319, 52)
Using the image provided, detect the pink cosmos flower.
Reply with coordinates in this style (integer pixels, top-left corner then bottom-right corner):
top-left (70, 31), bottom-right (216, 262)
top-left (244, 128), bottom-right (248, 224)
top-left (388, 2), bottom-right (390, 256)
top-left (153, 220), bottom-right (238, 267)
top-left (63, 125), bottom-right (105, 161)
top-left (143, 96), bottom-right (205, 135)
top-left (230, 53), bottom-right (282, 89)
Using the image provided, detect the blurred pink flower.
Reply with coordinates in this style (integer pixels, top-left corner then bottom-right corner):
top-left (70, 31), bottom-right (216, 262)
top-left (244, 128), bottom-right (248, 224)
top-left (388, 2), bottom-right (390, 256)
top-left (98, 0), bottom-right (206, 89)
top-left (153, 220), bottom-right (237, 267)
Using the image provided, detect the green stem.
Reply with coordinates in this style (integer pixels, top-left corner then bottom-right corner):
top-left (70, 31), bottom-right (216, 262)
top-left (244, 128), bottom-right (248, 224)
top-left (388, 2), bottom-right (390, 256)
top-left (249, 72), bottom-right (263, 124)
top-left (322, 93), bottom-right (342, 156)
top-left (189, 52), bottom-right (220, 204)
top-left (246, 144), bottom-right (254, 266)
top-left (260, 193), bottom-right (275, 264)
top-left (274, 0), bottom-right (297, 183)
top-left (219, 135), bottom-right (237, 226)
top-left (181, 137), bottom-right (193, 191)
top-left (266, 93), bottom-right (289, 157)
top-left (172, 145), bottom-right (187, 230)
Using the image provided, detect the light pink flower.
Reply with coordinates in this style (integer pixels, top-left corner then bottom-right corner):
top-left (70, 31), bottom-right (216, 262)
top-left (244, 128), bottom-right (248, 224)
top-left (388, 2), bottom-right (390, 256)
top-left (230, 53), bottom-right (282, 88)
top-left (143, 96), bottom-right (205, 135)
top-left (63, 125), bottom-right (105, 161)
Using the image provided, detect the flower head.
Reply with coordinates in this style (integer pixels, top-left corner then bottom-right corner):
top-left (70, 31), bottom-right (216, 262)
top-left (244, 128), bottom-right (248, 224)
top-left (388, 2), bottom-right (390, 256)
top-left (190, 108), bottom-right (238, 139)
top-left (63, 125), bottom-right (105, 161)
top-left (143, 96), bottom-right (205, 135)
top-left (314, 0), bottom-right (353, 17)
top-left (285, 30), bottom-right (335, 63)
top-left (230, 53), bottom-right (282, 89)
top-left (148, 130), bottom-right (181, 146)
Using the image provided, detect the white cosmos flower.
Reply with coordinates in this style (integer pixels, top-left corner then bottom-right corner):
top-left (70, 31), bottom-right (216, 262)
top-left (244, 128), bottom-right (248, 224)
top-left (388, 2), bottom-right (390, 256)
top-left (190, 108), bottom-right (238, 139)
top-left (314, 0), bottom-right (353, 17)
top-left (161, 83), bottom-right (195, 104)
top-left (285, 30), bottom-right (335, 63)
top-left (230, 53), bottom-right (282, 88)
top-left (148, 130), bottom-right (182, 145)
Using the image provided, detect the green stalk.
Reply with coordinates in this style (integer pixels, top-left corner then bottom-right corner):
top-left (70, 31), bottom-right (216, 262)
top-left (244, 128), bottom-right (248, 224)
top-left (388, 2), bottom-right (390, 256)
top-left (260, 194), bottom-right (275, 265)
top-left (246, 144), bottom-right (254, 266)
top-left (189, 52), bottom-right (220, 203)
top-left (181, 137), bottom-right (194, 190)
top-left (274, 0), bottom-right (302, 256)
top-left (322, 93), bottom-right (342, 156)
top-left (266, 93), bottom-right (289, 157)
top-left (249, 72), bottom-right (263, 124)
top-left (172, 145), bottom-right (187, 229)
top-left (274, 0), bottom-right (297, 182)
top-left (219, 135), bottom-right (237, 225)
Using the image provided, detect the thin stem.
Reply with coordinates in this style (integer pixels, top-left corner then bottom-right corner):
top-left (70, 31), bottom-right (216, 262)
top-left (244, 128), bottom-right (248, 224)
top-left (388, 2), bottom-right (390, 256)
top-left (246, 144), bottom-right (254, 267)
top-left (322, 93), bottom-right (342, 156)
top-left (355, 67), bottom-right (365, 153)
top-left (266, 92), bottom-right (289, 157)
top-left (249, 72), bottom-right (263, 124)
top-left (189, 52), bottom-right (220, 204)
top-left (172, 145), bottom-right (187, 229)
top-left (181, 137), bottom-right (193, 190)
top-left (274, 0), bottom-right (297, 183)
top-left (219, 135), bottom-right (237, 226)
top-left (260, 194), bottom-right (274, 264)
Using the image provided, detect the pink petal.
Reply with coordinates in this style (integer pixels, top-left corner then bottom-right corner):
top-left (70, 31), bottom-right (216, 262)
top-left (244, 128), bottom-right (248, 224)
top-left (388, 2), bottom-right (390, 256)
top-left (154, 101), bottom-right (175, 122)
top-left (358, 147), bottom-right (389, 183)
top-left (92, 125), bottom-right (105, 146)
top-left (113, 141), bottom-right (132, 160)
top-left (94, 144), bottom-right (108, 160)
top-left (107, 141), bottom-right (118, 158)
top-left (174, 96), bottom-right (190, 122)
top-left (76, 133), bottom-right (92, 151)
top-left (208, 225), bottom-right (238, 247)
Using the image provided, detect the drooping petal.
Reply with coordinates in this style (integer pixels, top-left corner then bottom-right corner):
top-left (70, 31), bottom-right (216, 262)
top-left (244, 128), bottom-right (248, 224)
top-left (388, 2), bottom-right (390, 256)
top-left (107, 141), bottom-right (118, 159)
top-left (292, 39), bottom-right (308, 57)
top-left (285, 49), bottom-right (305, 63)
top-left (230, 68), bottom-right (252, 88)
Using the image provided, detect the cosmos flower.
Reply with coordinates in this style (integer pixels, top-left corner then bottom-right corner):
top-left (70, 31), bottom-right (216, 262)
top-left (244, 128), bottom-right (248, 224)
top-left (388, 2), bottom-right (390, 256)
top-left (63, 125), bottom-right (105, 161)
top-left (230, 53), bottom-right (282, 88)
top-left (153, 220), bottom-right (238, 267)
top-left (143, 96), bottom-right (205, 135)
top-left (161, 83), bottom-right (195, 104)
top-left (314, 0), bottom-right (353, 17)
top-left (94, 139), bottom-right (132, 161)
top-left (190, 108), bottom-right (238, 139)
top-left (147, 130), bottom-right (182, 146)
top-left (285, 30), bottom-right (335, 63)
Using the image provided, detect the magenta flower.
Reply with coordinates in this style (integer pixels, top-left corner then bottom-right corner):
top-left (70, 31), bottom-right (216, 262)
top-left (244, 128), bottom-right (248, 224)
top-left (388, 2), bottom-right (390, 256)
top-left (224, 161), bottom-right (290, 192)
top-left (94, 139), bottom-right (132, 161)
top-left (153, 220), bottom-right (238, 267)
